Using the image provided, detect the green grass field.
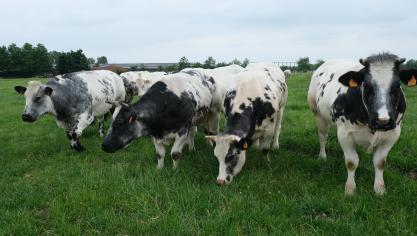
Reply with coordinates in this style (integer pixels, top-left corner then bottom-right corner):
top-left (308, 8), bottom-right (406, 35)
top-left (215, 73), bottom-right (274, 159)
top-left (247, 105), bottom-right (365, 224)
top-left (1, 73), bottom-right (417, 235)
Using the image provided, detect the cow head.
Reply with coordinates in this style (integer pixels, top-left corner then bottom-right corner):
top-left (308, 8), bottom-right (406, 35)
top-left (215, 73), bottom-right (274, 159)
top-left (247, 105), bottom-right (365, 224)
top-left (14, 81), bottom-right (54, 122)
top-left (101, 104), bottom-right (144, 153)
top-left (205, 135), bottom-right (252, 185)
top-left (339, 53), bottom-right (416, 131)
top-left (136, 78), bottom-right (152, 96)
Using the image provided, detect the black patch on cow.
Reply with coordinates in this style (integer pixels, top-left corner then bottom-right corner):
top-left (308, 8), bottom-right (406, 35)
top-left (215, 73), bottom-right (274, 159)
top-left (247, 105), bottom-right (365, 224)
top-left (224, 90), bottom-right (236, 116)
top-left (264, 93), bottom-right (271, 100)
top-left (265, 85), bottom-right (271, 91)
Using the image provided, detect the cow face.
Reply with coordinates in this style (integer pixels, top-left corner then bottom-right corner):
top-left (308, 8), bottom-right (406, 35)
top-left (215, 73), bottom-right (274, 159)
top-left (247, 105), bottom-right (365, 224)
top-left (14, 81), bottom-right (54, 122)
top-left (339, 55), bottom-right (416, 131)
top-left (102, 105), bottom-right (143, 153)
top-left (136, 78), bottom-right (152, 96)
top-left (206, 135), bottom-right (252, 185)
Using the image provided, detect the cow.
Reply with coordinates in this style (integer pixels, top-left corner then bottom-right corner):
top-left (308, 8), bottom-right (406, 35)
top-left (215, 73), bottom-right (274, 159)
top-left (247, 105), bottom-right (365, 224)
top-left (307, 53), bottom-right (417, 195)
top-left (120, 71), bottom-right (167, 97)
top-left (101, 71), bottom-right (215, 169)
top-left (284, 69), bottom-right (292, 80)
top-left (182, 64), bottom-right (244, 135)
top-left (205, 63), bottom-right (288, 185)
top-left (14, 70), bottom-right (126, 151)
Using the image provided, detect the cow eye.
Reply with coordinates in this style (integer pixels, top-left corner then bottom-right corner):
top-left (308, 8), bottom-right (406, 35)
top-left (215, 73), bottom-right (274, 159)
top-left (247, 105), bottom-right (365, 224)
top-left (34, 96), bottom-right (41, 102)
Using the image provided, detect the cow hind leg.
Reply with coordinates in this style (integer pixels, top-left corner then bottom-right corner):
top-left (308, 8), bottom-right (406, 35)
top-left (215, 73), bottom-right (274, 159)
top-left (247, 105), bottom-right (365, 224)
top-left (259, 135), bottom-right (273, 162)
top-left (171, 131), bottom-right (189, 169)
top-left (153, 139), bottom-right (166, 170)
top-left (316, 116), bottom-right (330, 160)
top-left (272, 108), bottom-right (285, 150)
top-left (187, 126), bottom-right (197, 151)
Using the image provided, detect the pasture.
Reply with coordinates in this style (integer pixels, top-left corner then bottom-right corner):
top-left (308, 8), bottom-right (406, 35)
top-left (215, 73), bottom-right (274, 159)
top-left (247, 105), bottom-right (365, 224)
top-left (1, 73), bottom-right (417, 235)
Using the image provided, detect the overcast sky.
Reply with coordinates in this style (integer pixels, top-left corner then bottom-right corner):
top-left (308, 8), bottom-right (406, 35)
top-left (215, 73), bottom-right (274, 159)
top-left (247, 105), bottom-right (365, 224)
top-left (1, 0), bottom-right (416, 63)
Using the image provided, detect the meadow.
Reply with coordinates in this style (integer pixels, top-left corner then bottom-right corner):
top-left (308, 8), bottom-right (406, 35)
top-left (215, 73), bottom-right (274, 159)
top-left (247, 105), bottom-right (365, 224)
top-left (1, 73), bottom-right (417, 235)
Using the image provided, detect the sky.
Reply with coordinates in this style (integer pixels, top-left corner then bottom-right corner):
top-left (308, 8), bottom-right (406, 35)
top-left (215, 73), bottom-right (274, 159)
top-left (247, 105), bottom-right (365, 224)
top-left (1, 0), bottom-right (416, 63)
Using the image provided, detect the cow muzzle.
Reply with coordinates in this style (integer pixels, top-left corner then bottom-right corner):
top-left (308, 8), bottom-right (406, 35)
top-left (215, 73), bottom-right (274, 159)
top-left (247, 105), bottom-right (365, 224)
top-left (21, 113), bottom-right (35, 122)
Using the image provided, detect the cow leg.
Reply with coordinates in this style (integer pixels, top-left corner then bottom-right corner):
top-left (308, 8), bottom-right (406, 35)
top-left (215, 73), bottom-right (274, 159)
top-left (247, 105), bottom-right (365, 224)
top-left (153, 138), bottom-right (166, 170)
top-left (187, 126), bottom-right (197, 151)
top-left (171, 131), bottom-right (188, 169)
top-left (98, 116), bottom-right (105, 137)
top-left (272, 108), bottom-right (285, 150)
top-left (68, 111), bottom-right (94, 151)
top-left (204, 110), bottom-right (220, 146)
top-left (316, 116), bottom-right (330, 160)
top-left (372, 136), bottom-right (398, 195)
top-left (259, 135), bottom-right (273, 162)
top-left (338, 129), bottom-right (358, 195)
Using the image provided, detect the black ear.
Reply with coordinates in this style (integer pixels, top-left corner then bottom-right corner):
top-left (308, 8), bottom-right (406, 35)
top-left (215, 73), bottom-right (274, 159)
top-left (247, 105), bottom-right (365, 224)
top-left (399, 69), bottom-right (417, 87)
top-left (339, 71), bottom-right (365, 88)
top-left (44, 86), bottom-right (53, 96)
top-left (14, 86), bottom-right (26, 95)
top-left (234, 138), bottom-right (253, 151)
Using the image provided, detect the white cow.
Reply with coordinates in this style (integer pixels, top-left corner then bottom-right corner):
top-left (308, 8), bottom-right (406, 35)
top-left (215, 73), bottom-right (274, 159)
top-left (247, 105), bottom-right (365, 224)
top-left (120, 71), bottom-right (167, 96)
top-left (307, 53), bottom-right (417, 195)
top-left (206, 63), bottom-right (288, 185)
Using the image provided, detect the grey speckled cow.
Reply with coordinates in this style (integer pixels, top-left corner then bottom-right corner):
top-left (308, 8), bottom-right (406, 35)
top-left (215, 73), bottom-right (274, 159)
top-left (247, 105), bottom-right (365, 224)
top-left (14, 70), bottom-right (126, 151)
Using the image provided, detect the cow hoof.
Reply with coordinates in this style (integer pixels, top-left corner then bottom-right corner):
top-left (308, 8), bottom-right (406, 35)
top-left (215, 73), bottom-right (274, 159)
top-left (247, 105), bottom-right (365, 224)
top-left (345, 183), bottom-right (356, 196)
top-left (374, 184), bottom-right (386, 196)
top-left (318, 154), bottom-right (327, 160)
top-left (217, 179), bottom-right (226, 186)
top-left (272, 143), bottom-right (279, 150)
top-left (71, 144), bottom-right (84, 152)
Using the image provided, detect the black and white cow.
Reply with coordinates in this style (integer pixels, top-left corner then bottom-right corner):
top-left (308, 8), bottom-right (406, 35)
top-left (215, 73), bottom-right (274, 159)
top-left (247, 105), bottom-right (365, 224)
top-left (14, 70), bottom-right (126, 151)
top-left (120, 71), bottom-right (167, 97)
top-left (101, 71), bottom-right (215, 169)
top-left (182, 64), bottom-right (244, 135)
top-left (307, 53), bottom-right (417, 195)
top-left (206, 63), bottom-right (288, 185)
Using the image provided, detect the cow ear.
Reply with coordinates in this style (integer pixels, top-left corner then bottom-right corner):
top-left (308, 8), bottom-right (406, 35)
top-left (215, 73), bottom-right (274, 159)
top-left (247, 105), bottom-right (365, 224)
top-left (234, 138), bottom-right (252, 151)
top-left (44, 86), bottom-right (53, 96)
top-left (339, 71), bottom-right (364, 88)
top-left (399, 69), bottom-right (417, 87)
top-left (14, 86), bottom-right (27, 95)
top-left (128, 114), bottom-right (137, 124)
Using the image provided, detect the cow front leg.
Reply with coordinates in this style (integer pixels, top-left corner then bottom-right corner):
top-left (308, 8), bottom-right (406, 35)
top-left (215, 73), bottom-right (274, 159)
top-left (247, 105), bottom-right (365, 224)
top-left (259, 135), bottom-right (273, 162)
top-left (338, 129), bottom-right (358, 195)
top-left (372, 137), bottom-right (398, 195)
top-left (98, 116), bottom-right (105, 137)
top-left (171, 131), bottom-right (188, 169)
top-left (153, 138), bottom-right (166, 170)
top-left (66, 131), bottom-right (83, 152)
top-left (316, 116), bottom-right (330, 160)
top-left (187, 126), bottom-right (197, 151)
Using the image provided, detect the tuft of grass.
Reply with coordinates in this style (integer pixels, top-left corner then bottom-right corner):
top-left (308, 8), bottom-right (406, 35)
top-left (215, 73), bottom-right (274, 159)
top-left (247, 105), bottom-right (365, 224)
top-left (1, 74), bottom-right (417, 235)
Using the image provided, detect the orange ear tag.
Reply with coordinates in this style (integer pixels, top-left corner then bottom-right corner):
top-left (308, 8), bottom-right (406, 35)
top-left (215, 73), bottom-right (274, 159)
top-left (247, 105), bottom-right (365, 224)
top-left (128, 116), bottom-right (134, 124)
top-left (242, 142), bottom-right (248, 150)
top-left (408, 75), bottom-right (417, 87)
top-left (349, 79), bottom-right (358, 88)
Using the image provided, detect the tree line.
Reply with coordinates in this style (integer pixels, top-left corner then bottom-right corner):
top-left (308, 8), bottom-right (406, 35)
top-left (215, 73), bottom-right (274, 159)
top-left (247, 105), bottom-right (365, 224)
top-left (1, 43), bottom-right (416, 78)
top-left (0, 43), bottom-right (108, 77)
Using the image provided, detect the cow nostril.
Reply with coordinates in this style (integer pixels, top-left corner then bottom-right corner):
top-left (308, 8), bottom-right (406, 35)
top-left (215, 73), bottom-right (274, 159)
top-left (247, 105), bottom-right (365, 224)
top-left (22, 114), bottom-right (33, 122)
top-left (217, 179), bottom-right (225, 185)
top-left (376, 118), bottom-right (390, 125)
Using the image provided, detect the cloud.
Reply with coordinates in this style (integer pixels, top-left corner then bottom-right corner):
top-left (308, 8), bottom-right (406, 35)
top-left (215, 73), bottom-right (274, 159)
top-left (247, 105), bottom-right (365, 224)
top-left (1, 0), bottom-right (416, 62)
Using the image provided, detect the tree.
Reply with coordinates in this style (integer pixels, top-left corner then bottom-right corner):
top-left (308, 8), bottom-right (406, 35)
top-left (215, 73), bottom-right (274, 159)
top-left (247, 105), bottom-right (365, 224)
top-left (404, 59), bottom-right (417, 69)
top-left (178, 56), bottom-right (190, 70)
top-left (313, 59), bottom-right (325, 70)
top-left (0, 46), bottom-right (11, 72)
top-left (32, 44), bottom-right (52, 76)
top-left (297, 57), bottom-right (312, 72)
top-left (192, 62), bottom-right (203, 68)
top-left (87, 57), bottom-right (96, 65)
top-left (97, 56), bottom-right (108, 65)
top-left (204, 56), bottom-right (216, 69)
top-left (129, 65), bottom-right (139, 71)
top-left (56, 50), bottom-right (89, 74)
top-left (216, 62), bottom-right (229, 67)
top-left (231, 58), bottom-right (242, 66)
top-left (242, 58), bottom-right (250, 67)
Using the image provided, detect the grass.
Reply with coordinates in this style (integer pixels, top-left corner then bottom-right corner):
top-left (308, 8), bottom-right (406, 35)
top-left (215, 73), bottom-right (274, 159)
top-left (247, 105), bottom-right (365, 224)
top-left (1, 73), bottom-right (417, 235)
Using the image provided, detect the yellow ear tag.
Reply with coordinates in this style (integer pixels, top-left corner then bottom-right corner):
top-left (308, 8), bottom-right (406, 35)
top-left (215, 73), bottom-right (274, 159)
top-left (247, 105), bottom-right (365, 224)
top-left (349, 79), bottom-right (358, 88)
top-left (408, 75), bottom-right (417, 87)
top-left (128, 116), bottom-right (134, 124)
top-left (242, 142), bottom-right (248, 150)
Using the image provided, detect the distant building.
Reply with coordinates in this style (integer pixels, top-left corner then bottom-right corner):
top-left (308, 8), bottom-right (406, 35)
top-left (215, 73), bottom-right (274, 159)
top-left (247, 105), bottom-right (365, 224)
top-left (92, 63), bottom-right (176, 73)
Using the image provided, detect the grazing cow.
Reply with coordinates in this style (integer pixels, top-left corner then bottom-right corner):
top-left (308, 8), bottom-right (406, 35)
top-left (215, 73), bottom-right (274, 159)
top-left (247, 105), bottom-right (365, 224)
top-left (284, 69), bottom-right (292, 80)
top-left (206, 63), bottom-right (288, 185)
top-left (307, 53), bottom-right (417, 195)
top-left (101, 71), bottom-right (215, 169)
top-left (120, 71), bottom-right (167, 97)
top-left (14, 70), bottom-right (126, 151)
top-left (182, 64), bottom-right (244, 135)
